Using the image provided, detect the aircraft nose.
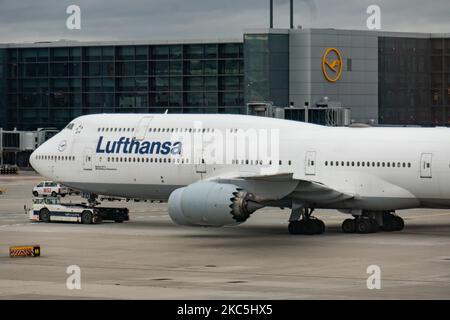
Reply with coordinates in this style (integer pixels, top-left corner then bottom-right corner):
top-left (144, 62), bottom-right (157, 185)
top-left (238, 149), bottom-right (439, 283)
top-left (29, 148), bottom-right (39, 173)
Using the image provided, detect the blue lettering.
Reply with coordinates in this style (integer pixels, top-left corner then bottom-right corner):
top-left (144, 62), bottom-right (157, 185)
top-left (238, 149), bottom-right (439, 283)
top-left (139, 141), bottom-right (150, 154)
top-left (105, 141), bottom-right (117, 154)
top-left (150, 141), bottom-right (161, 154)
top-left (160, 141), bottom-right (171, 155)
top-left (95, 136), bottom-right (181, 156)
top-left (96, 136), bottom-right (105, 153)
top-left (171, 141), bottom-right (182, 155)
top-left (129, 139), bottom-right (140, 154)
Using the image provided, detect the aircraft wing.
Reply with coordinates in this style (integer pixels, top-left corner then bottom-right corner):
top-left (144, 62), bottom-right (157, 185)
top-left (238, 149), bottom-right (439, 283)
top-left (212, 172), bottom-right (354, 205)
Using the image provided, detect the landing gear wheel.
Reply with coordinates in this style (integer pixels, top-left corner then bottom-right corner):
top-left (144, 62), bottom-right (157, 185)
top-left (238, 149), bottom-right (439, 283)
top-left (39, 208), bottom-right (50, 222)
top-left (392, 216), bottom-right (404, 231)
top-left (288, 221), bottom-right (304, 235)
top-left (312, 219), bottom-right (325, 234)
top-left (303, 220), bottom-right (317, 235)
top-left (342, 219), bottom-right (355, 233)
top-left (81, 210), bottom-right (93, 224)
top-left (355, 219), bottom-right (371, 234)
top-left (381, 214), bottom-right (404, 231)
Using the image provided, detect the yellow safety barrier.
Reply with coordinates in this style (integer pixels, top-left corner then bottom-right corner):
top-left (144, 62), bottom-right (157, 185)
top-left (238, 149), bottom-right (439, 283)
top-left (9, 245), bottom-right (41, 257)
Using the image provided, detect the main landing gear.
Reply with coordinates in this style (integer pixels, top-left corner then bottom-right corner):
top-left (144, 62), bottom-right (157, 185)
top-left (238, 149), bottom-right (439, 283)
top-left (288, 207), bottom-right (325, 235)
top-left (342, 211), bottom-right (404, 234)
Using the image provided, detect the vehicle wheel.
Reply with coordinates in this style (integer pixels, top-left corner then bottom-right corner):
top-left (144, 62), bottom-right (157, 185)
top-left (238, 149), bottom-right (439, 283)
top-left (355, 219), bottom-right (371, 234)
top-left (342, 219), bottom-right (355, 233)
top-left (39, 208), bottom-right (51, 222)
top-left (32, 191), bottom-right (39, 197)
top-left (369, 219), bottom-right (379, 233)
top-left (81, 210), bottom-right (93, 224)
top-left (51, 191), bottom-right (57, 197)
top-left (60, 194), bottom-right (66, 198)
top-left (93, 215), bottom-right (103, 224)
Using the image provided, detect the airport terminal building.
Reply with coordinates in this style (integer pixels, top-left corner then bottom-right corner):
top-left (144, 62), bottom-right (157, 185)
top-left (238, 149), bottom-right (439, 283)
top-left (0, 28), bottom-right (450, 130)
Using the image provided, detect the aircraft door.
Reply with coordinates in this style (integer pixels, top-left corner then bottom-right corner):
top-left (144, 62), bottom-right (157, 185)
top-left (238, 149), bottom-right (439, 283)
top-left (195, 150), bottom-right (206, 174)
top-left (83, 148), bottom-right (93, 171)
top-left (420, 153), bottom-right (432, 178)
top-left (305, 151), bottom-right (316, 176)
top-left (134, 117), bottom-right (153, 141)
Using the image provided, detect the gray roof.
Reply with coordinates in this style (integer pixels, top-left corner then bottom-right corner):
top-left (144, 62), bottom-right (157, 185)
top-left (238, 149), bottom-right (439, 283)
top-left (0, 37), bottom-right (243, 49)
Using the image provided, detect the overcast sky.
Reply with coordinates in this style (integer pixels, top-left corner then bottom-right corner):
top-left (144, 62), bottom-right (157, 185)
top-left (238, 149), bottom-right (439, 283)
top-left (0, 0), bottom-right (449, 43)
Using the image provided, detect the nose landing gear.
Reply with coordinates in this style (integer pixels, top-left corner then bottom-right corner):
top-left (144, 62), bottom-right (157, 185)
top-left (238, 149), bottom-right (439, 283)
top-left (288, 207), bottom-right (325, 235)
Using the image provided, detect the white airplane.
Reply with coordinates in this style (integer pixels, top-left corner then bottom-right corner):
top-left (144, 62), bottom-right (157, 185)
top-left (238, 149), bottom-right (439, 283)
top-left (29, 113), bottom-right (450, 235)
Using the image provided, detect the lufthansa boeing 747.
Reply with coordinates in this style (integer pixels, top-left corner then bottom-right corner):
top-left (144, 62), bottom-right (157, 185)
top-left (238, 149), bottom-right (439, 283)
top-left (29, 113), bottom-right (450, 235)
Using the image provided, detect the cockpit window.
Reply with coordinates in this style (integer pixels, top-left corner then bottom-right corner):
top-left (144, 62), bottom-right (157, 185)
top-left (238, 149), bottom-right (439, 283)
top-left (66, 123), bottom-right (75, 130)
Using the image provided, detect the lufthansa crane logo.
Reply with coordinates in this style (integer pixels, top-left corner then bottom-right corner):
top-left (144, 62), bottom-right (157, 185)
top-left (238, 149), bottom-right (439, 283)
top-left (58, 140), bottom-right (67, 152)
top-left (322, 48), bottom-right (343, 82)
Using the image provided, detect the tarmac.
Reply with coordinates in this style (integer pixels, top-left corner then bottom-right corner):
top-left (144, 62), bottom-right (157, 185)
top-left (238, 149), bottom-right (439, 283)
top-left (0, 172), bottom-right (450, 299)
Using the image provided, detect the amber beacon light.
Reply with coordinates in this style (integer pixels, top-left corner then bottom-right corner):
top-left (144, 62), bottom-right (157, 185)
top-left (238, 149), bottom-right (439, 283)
top-left (322, 48), bottom-right (343, 82)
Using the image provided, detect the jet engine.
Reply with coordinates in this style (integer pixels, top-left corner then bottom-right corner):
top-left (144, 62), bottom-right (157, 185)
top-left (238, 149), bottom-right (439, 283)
top-left (168, 182), bottom-right (263, 227)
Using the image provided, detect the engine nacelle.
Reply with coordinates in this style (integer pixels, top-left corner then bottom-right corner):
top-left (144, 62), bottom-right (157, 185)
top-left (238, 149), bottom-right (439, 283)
top-left (168, 182), bottom-right (262, 227)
